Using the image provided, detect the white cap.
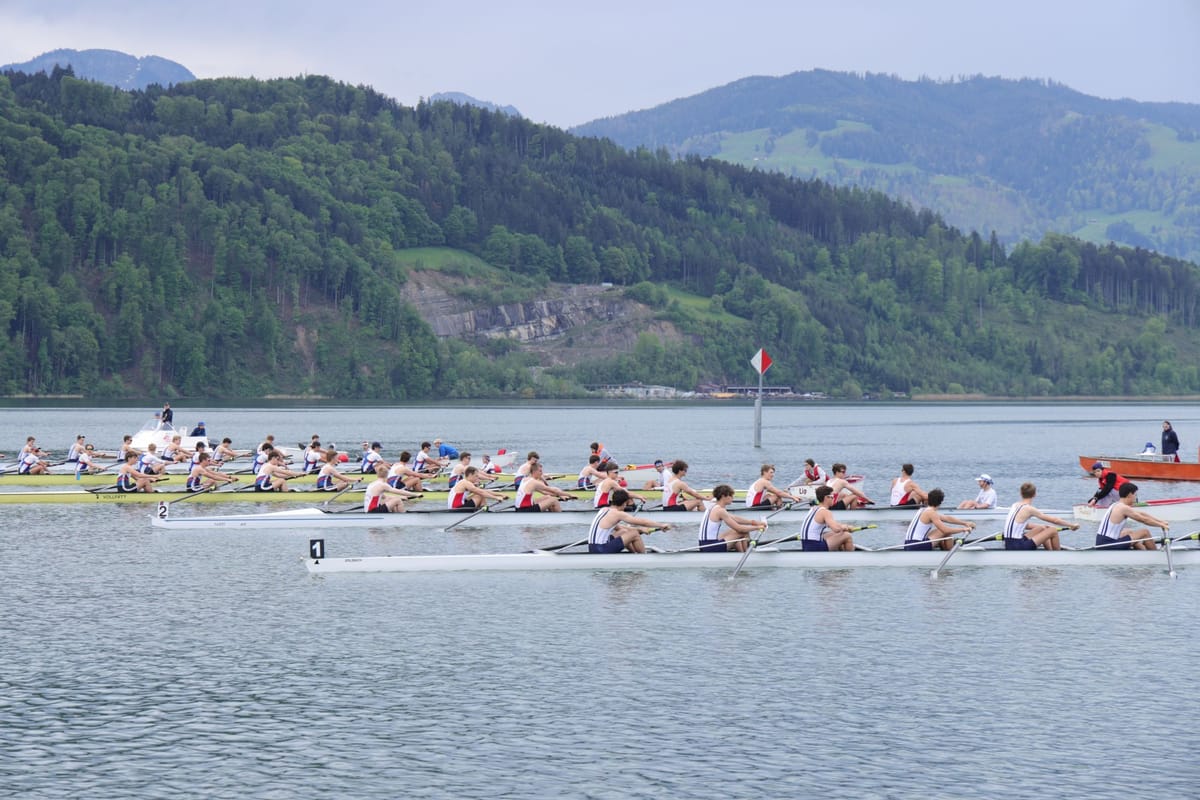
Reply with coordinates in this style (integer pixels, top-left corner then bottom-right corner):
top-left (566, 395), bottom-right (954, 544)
top-left (975, 474), bottom-right (993, 484)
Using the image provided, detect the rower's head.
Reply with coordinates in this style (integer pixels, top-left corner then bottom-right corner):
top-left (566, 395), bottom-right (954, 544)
top-left (672, 459), bottom-right (687, 476)
top-left (1020, 482), bottom-right (1037, 499)
top-left (901, 463), bottom-right (915, 477)
top-left (75, 434), bottom-right (85, 443)
top-left (459, 453), bottom-right (471, 464)
top-left (760, 464), bottom-right (774, 477)
top-left (464, 466), bottom-right (479, 481)
top-left (146, 443), bottom-right (157, 452)
top-left (530, 462), bottom-right (544, 477)
top-left (831, 463), bottom-right (847, 476)
top-left (125, 452), bottom-right (137, 462)
top-left (196, 452), bottom-right (211, 464)
top-left (84, 444), bottom-right (94, 452)
top-left (375, 464), bottom-right (388, 476)
top-left (610, 488), bottom-right (630, 506)
top-left (526, 451), bottom-right (539, 463)
top-left (712, 484), bottom-right (735, 503)
top-left (815, 485), bottom-right (834, 505)
top-left (371, 442), bottom-right (382, 452)
top-left (927, 488), bottom-right (944, 508)
top-left (26, 436), bottom-right (35, 444)
top-left (1119, 482), bottom-right (1139, 502)
top-left (420, 441), bottom-right (431, 451)
top-left (195, 441), bottom-right (207, 451)
top-left (482, 455), bottom-right (491, 463)
top-left (222, 437), bottom-right (232, 445)
top-left (324, 448), bottom-right (338, 462)
top-left (602, 461), bottom-right (619, 474)
top-left (976, 474), bottom-right (993, 487)
top-left (124, 435), bottom-right (133, 443)
top-left (654, 459), bottom-right (664, 469)
top-left (589, 454), bottom-right (601, 465)
top-left (399, 450), bottom-right (412, 463)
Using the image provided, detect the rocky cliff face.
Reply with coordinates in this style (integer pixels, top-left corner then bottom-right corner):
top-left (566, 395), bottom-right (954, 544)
top-left (398, 271), bottom-right (681, 364)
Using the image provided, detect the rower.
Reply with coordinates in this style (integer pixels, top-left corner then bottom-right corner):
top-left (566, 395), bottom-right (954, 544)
top-left (1087, 462), bottom-right (1129, 509)
top-left (745, 464), bottom-right (800, 510)
top-left (799, 485), bottom-right (857, 551)
top-left (587, 489), bottom-right (669, 553)
top-left (66, 434), bottom-right (86, 463)
top-left (1094, 482), bottom-right (1167, 550)
top-left (700, 484), bottom-right (767, 553)
top-left (414, 441), bottom-right (446, 474)
top-left (903, 489), bottom-right (975, 550)
top-left (255, 451), bottom-right (303, 492)
top-left (513, 451), bottom-right (540, 490)
top-left (302, 441), bottom-right (324, 474)
top-left (662, 459), bottom-right (707, 511)
top-left (251, 442), bottom-right (273, 475)
top-left (137, 443), bottom-right (167, 475)
top-left (364, 464), bottom-right (420, 513)
top-left (515, 461), bottom-right (574, 512)
top-left (17, 443), bottom-right (48, 475)
top-left (214, 437), bottom-right (239, 464)
top-left (74, 444), bottom-right (102, 477)
top-left (360, 442), bottom-right (387, 475)
top-left (316, 448), bottom-right (354, 491)
top-left (577, 454), bottom-right (606, 489)
top-left (1003, 482), bottom-right (1079, 550)
top-left (187, 452), bottom-right (238, 492)
top-left (388, 450), bottom-right (429, 491)
top-left (480, 454), bottom-right (503, 475)
top-left (957, 473), bottom-right (998, 509)
top-left (827, 463), bottom-right (872, 509)
top-left (162, 434), bottom-right (193, 463)
top-left (593, 461), bottom-right (648, 508)
top-left (118, 434), bottom-right (141, 461)
top-left (889, 463), bottom-right (927, 507)
top-left (447, 452), bottom-right (473, 488)
top-left (116, 451), bottom-right (158, 492)
top-left (642, 458), bottom-right (667, 491)
top-left (447, 466), bottom-right (508, 510)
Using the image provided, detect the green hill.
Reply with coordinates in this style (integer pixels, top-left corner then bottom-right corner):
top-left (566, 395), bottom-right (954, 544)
top-left (573, 70), bottom-right (1200, 264)
top-left (2, 68), bottom-right (1200, 399)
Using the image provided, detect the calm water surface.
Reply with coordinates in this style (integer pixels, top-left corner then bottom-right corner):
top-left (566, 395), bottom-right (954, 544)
top-left (2, 403), bottom-right (1199, 798)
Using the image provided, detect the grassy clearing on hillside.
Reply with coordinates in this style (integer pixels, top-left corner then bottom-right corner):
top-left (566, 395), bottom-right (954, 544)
top-left (1143, 123), bottom-right (1200, 173)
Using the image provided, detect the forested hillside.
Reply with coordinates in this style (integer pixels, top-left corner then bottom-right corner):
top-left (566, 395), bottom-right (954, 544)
top-left (1, 67), bottom-right (1199, 399)
top-left (573, 70), bottom-right (1200, 263)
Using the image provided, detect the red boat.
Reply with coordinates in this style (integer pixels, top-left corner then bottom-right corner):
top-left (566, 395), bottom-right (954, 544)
top-left (1078, 455), bottom-right (1200, 482)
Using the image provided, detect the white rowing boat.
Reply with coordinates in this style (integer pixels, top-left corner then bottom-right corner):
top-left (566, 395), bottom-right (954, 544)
top-left (1071, 496), bottom-right (1200, 522)
top-left (305, 544), bottom-right (1198, 574)
top-left (151, 502), bottom-right (1043, 530)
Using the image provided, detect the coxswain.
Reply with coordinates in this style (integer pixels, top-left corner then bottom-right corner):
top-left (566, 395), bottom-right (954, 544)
top-left (254, 451), bottom-right (303, 492)
top-left (799, 485), bottom-right (858, 551)
top-left (447, 466), bottom-right (508, 510)
top-left (662, 460), bottom-right (707, 511)
top-left (889, 463), bottom-right (927, 507)
top-left (186, 452), bottom-right (238, 492)
top-left (700, 485), bottom-right (767, 553)
top-left (515, 461), bottom-right (574, 512)
top-left (116, 451), bottom-right (159, 492)
top-left (746, 464), bottom-right (801, 510)
top-left (827, 463), bottom-right (872, 509)
top-left (587, 489), bottom-right (669, 553)
top-left (593, 462), bottom-right (649, 508)
top-left (1094, 482), bottom-right (1166, 550)
top-left (1087, 462), bottom-right (1129, 508)
top-left (189, 420), bottom-right (207, 438)
top-left (316, 448), bottom-right (355, 491)
top-left (957, 474), bottom-right (998, 509)
top-left (1003, 482), bottom-right (1078, 550)
top-left (577, 455), bottom-right (607, 489)
top-left (797, 458), bottom-right (830, 486)
top-left (364, 464), bottom-right (420, 513)
top-left (903, 489), bottom-right (976, 550)
top-left (434, 438), bottom-right (459, 461)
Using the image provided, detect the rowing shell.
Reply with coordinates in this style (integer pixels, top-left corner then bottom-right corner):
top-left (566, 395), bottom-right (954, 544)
top-left (151, 503), bottom-right (1065, 529)
top-left (0, 488), bottom-right (365, 505)
top-left (1071, 496), bottom-right (1200, 522)
top-left (306, 546), bottom-right (1198, 574)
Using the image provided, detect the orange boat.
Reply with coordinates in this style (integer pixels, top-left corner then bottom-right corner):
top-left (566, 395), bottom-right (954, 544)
top-left (1078, 455), bottom-right (1200, 482)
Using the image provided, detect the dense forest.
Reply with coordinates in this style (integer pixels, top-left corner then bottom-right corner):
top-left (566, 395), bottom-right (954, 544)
top-left (574, 70), bottom-right (1200, 263)
top-left (2, 67), bottom-right (1200, 399)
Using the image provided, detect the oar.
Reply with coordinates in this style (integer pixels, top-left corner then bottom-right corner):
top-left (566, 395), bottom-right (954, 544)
top-left (728, 523), bottom-right (771, 580)
top-left (868, 533), bottom-right (961, 552)
top-left (162, 485), bottom-right (218, 506)
top-left (320, 480), bottom-right (361, 508)
top-left (444, 502), bottom-right (513, 532)
top-left (666, 536), bottom-right (751, 554)
top-left (930, 531), bottom-right (1004, 578)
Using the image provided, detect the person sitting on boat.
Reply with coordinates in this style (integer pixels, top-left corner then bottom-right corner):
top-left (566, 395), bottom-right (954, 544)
top-left (448, 466), bottom-right (508, 510)
top-left (799, 485), bottom-right (857, 551)
top-left (746, 464), bottom-right (801, 510)
top-left (513, 451), bottom-right (540, 490)
top-left (301, 441), bottom-right (324, 474)
top-left (701, 484), bottom-right (768, 553)
top-left (388, 451), bottom-right (431, 491)
top-left (447, 452), bottom-right (474, 489)
top-left (360, 442), bottom-right (388, 475)
top-left (889, 464), bottom-right (927, 507)
top-left (904, 489), bottom-right (976, 550)
top-left (789, 458), bottom-right (829, 489)
top-left (137, 443), bottom-right (168, 476)
top-left (118, 434), bottom-right (141, 461)
top-left (1003, 482), bottom-right (1078, 550)
top-left (1087, 462), bottom-right (1129, 508)
top-left (214, 438), bottom-right (239, 465)
top-left (1162, 421), bottom-right (1180, 462)
top-left (577, 455), bottom-right (607, 490)
top-left (117, 451), bottom-right (159, 492)
top-left (74, 444), bottom-right (104, 476)
top-left (587, 489), bottom-right (669, 553)
top-left (589, 441), bottom-right (615, 468)
top-left (250, 442), bottom-right (275, 475)
top-left (66, 434), bottom-right (86, 463)
top-left (1094, 482), bottom-right (1167, 550)
top-left (827, 464), bottom-right (872, 509)
top-left (364, 464), bottom-right (420, 513)
top-left (162, 435), bottom-right (193, 464)
top-left (662, 460), bottom-right (707, 511)
top-left (317, 448), bottom-right (355, 491)
top-left (515, 461), bottom-right (575, 512)
top-left (415, 441), bottom-right (447, 474)
top-left (16, 446), bottom-right (48, 475)
top-left (480, 454), bottom-right (503, 475)
top-left (255, 451), bottom-right (303, 492)
top-left (189, 420), bottom-right (207, 438)
top-left (957, 474), bottom-right (998, 509)
top-left (594, 461), bottom-right (649, 509)
top-left (434, 438), bottom-right (459, 461)
top-left (641, 458), bottom-right (668, 491)
top-left (187, 452), bottom-right (238, 493)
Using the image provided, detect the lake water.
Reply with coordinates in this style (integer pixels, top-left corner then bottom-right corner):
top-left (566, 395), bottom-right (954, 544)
top-left (2, 402), bottom-right (1199, 798)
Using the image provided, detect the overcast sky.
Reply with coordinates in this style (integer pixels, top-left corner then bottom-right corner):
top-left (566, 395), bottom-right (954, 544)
top-left (2, 0), bottom-right (1197, 128)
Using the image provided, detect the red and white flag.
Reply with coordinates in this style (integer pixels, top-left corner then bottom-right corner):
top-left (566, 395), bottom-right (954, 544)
top-left (750, 348), bottom-right (772, 375)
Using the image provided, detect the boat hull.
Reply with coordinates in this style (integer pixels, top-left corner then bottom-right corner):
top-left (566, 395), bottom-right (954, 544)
top-left (1072, 496), bottom-right (1200, 523)
top-left (1079, 455), bottom-right (1200, 481)
top-left (306, 546), bottom-right (1199, 574)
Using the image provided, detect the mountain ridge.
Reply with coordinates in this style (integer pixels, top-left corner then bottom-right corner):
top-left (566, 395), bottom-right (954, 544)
top-left (1, 48), bottom-right (195, 90)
